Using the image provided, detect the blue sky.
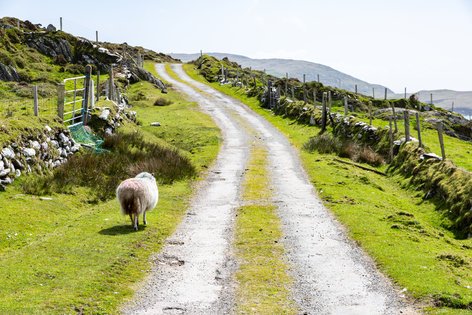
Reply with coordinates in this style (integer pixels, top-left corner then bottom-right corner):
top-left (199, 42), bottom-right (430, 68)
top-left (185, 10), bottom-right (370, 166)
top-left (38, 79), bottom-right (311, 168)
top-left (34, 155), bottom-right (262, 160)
top-left (1, 0), bottom-right (471, 93)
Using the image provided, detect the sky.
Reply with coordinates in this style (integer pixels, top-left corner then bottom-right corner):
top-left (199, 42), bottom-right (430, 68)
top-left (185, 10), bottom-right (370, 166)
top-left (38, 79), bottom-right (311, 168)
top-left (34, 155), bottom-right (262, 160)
top-left (1, 0), bottom-right (471, 93)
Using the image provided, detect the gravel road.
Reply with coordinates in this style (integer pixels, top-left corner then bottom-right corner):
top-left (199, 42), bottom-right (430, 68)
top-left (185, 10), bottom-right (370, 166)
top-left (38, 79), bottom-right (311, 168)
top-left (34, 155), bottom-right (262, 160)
top-left (122, 64), bottom-right (416, 314)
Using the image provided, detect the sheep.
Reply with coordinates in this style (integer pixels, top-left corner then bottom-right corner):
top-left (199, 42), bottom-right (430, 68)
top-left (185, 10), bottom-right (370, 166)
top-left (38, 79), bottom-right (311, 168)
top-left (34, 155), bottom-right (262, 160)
top-left (116, 172), bottom-right (159, 231)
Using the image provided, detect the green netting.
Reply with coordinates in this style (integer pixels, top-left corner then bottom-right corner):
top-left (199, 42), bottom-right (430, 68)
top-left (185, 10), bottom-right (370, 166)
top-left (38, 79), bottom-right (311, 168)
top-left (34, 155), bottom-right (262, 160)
top-left (68, 123), bottom-right (107, 153)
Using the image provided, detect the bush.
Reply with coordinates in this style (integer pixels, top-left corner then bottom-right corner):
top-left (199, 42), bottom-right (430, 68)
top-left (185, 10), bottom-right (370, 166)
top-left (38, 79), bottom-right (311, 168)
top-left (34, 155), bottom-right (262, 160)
top-left (153, 97), bottom-right (172, 106)
top-left (303, 133), bottom-right (342, 154)
top-left (22, 131), bottom-right (196, 201)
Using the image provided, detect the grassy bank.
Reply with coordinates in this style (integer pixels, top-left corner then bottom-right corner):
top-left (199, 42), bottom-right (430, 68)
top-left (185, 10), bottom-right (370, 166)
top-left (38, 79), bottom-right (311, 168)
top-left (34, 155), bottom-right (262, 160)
top-left (0, 64), bottom-right (220, 314)
top-left (183, 63), bottom-right (472, 314)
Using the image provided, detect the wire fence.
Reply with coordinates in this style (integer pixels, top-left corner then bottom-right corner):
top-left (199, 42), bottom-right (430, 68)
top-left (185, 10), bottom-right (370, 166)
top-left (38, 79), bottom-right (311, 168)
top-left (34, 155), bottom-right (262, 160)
top-left (0, 84), bottom-right (58, 119)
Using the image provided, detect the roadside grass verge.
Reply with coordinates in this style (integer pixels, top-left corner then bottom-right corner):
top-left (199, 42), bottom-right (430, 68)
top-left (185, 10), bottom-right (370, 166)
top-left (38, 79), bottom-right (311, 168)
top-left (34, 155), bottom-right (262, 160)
top-left (235, 145), bottom-right (297, 314)
top-left (0, 67), bottom-right (220, 314)
top-left (183, 63), bottom-right (472, 314)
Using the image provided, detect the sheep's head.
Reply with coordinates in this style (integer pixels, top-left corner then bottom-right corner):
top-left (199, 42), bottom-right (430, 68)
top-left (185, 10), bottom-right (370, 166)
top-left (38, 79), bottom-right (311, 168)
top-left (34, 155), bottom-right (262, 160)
top-left (135, 172), bottom-right (156, 182)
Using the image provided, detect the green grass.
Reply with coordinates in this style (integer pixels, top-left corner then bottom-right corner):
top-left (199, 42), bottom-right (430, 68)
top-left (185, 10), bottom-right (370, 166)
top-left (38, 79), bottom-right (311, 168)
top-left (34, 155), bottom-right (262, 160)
top-left (183, 63), bottom-right (472, 314)
top-left (235, 146), bottom-right (296, 314)
top-left (0, 66), bottom-right (220, 314)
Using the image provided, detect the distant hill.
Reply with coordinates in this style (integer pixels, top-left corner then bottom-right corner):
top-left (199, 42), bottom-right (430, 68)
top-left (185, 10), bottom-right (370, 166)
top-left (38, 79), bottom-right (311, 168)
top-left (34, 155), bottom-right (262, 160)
top-left (172, 52), bottom-right (472, 119)
top-left (171, 52), bottom-right (394, 97)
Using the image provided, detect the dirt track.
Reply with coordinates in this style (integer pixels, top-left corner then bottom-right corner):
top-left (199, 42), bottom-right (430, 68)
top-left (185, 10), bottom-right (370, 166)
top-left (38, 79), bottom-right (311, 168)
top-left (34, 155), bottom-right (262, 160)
top-left (123, 64), bottom-right (415, 314)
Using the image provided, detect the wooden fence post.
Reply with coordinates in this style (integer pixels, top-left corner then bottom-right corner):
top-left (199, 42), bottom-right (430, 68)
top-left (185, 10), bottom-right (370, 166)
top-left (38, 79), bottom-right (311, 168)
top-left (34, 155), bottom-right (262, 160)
top-left (313, 89), bottom-right (317, 104)
top-left (83, 65), bottom-right (92, 125)
top-left (285, 72), bottom-right (288, 96)
top-left (404, 110), bottom-right (410, 142)
top-left (437, 122), bottom-right (446, 160)
top-left (430, 93), bottom-right (433, 105)
top-left (60, 17), bottom-right (62, 31)
top-left (303, 74), bottom-right (307, 102)
top-left (96, 70), bottom-right (100, 101)
top-left (291, 87), bottom-right (295, 100)
top-left (415, 112), bottom-right (422, 148)
top-left (317, 74), bottom-right (320, 83)
top-left (372, 87), bottom-right (375, 99)
top-left (384, 87), bottom-right (387, 100)
top-left (57, 83), bottom-right (65, 121)
top-left (404, 87), bottom-right (407, 99)
top-left (344, 96), bottom-right (348, 116)
top-left (33, 85), bottom-right (39, 116)
top-left (389, 118), bottom-right (394, 161)
top-left (321, 92), bottom-right (327, 133)
top-left (391, 103), bottom-right (398, 133)
top-left (355, 84), bottom-right (358, 94)
top-left (108, 66), bottom-right (114, 101)
top-left (95, 31), bottom-right (99, 43)
top-left (368, 101), bottom-right (372, 125)
top-left (328, 91), bottom-right (332, 112)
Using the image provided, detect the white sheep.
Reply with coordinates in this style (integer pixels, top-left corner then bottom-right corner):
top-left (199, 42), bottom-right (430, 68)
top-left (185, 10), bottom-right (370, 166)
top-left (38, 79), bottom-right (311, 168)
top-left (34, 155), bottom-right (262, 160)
top-left (116, 172), bottom-right (159, 231)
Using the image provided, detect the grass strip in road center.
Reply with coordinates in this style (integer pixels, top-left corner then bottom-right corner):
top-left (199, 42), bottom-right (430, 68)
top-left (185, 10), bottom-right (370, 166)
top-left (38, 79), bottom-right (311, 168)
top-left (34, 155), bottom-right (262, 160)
top-left (235, 145), bottom-right (297, 314)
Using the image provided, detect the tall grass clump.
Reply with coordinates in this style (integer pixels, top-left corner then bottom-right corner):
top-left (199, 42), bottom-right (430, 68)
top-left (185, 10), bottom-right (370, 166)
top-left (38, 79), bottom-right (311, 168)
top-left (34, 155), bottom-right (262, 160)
top-left (22, 131), bottom-right (196, 201)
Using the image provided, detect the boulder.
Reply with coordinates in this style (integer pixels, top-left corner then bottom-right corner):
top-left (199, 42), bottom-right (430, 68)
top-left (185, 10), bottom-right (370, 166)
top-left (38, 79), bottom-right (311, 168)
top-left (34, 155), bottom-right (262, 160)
top-left (99, 108), bottom-right (111, 120)
top-left (0, 63), bottom-right (20, 82)
top-left (1, 147), bottom-right (15, 159)
top-left (23, 148), bottom-right (36, 157)
top-left (46, 24), bottom-right (56, 32)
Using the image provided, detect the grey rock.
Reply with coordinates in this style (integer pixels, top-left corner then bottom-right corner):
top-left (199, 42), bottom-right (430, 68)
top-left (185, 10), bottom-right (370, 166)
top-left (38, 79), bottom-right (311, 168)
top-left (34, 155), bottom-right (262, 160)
top-left (2, 147), bottom-right (15, 159)
top-left (1, 177), bottom-right (13, 185)
top-left (44, 125), bottom-right (53, 133)
top-left (0, 169), bottom-right (10, 177)
top-left (50, 140), bottom-right (59, 148)
top-left (30, 140), bottom-right (41, 151)
top-left (0, 63), bottom-right (20, 82)
top-left (23, 148), bottom-right (36, 157)
top-left (41, 142), bottom-right (49, 151)
top-left (15, 169), bottom-right (21, 178)
top-left (46, 24), bottom-right (56, 32)
top-left (59, 133), bottom-right (69, 144)
top-left (0, 160), bottom-right (3, 170)
top-left (105, 128), bottom-right (113, 136)
top-left (71, 144), bottom-right (81, 153)
top-left (150, 122), bottom-right (161, 127)
top-left (99, 109), bottom-right (111, 120)
top-left (421, 153), bottom-right (442, 161)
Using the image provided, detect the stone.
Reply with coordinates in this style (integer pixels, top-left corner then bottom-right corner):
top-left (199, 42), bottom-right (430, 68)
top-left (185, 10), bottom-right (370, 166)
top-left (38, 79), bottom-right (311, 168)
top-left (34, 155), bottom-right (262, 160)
top-left (99, 109), bottom-right (111, 120)
top-left (15, 169), bottom-right (21, 178)
top-left (105, 128), bottom-right (113, 136)
top-left (71, 144), bottom-right (81, 153)
top-left (0, 63), bottom-right (20, 82)
top-left (0, 160), bottom-right (3, 170)
top-left (150, 122), bottom-right (161, 127)
top-left (45, 125), bottom-right (53, 132)
top-left (0, 169), bottom-right (10, 177)
top-left (30, 140), bottom-right (41, 151)
top-left (59, 133), bottom-right (69, 144)
top-left (23, 148), bottom-right (36, 157)
top-left (2, 147), bottom-right (15, 159)
top-left (41, 142), bottom-right (49, 151)
top-left (50, 140), bottom-right (59, 148)
top-left (421, 153), bottom-right (442, 161)
top-left (46, 24), bottom-right (56, 32)
top-left (1, 177), bottom-right (13, 185)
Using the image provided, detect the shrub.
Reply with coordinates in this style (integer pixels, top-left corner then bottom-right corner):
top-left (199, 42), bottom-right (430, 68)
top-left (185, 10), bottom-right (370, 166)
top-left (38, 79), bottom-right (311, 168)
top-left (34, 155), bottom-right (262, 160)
top-left (22, 131), bottom-right (196, 201)
top-left (153, 97), bottom-right (172, 106)
top-left (303, 133), bottom-right (342, 154)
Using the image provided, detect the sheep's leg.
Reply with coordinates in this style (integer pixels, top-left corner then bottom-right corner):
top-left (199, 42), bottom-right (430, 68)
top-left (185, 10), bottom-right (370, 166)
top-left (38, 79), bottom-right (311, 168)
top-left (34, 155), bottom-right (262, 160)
top-left (133, 213), bottom-right (139, 231)
top-left (143, 211), bottom-right (147, 226)
top-left (129, 214), bottom-right (133, 226)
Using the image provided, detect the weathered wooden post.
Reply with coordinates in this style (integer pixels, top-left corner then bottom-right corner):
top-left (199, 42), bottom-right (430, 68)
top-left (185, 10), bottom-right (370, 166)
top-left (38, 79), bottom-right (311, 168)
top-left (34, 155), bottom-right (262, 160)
top-left (57, 83), bottom-right (65, 121)
top-left (344, 96), bottom-right (348, 116)
top-left (328, 91), bottom-right (332, 112)
top-left (368, 101), bottom-right (373, 125)
top-left (355, 84), bottom-right (358, 94)
top-left (390, 102), bottom-right (398, 133)
top-left (303, 74), bottom-right (307, 102)
top-left (437, 122), bottom-right (446, 160)
top-left (33, 85), bottom-right (39, 116)
top-left (313, 90), bottom-right (317, 104)
top-left (430, 93), bottom-right (433, 105)
top-left (415, 112), bottom-right (422, 148)
top-left (83, 65), bottom-right (92, 125)
top-left (404, 87), bottom-right (407, 99)
top-left (60, 17), bottom-right (62, 31)
top-left (321, 92), bottom-right (327, 133)
top-left (384, 87), bottom-right (387, 100)
top-left (108, 65), bottom-right (114, 101)
top-left (389, 118), bottom-right (394, 161)
top-left (285, 72), bottom-right (288, 96)
top-left (96, 70), bottom-right (100, 101)
top-left (404, 110), bottom-right (410, 142)
top-left (291, 87), bottom-right (295, 100)
top-left (317, 74), bottom-right (320, 83)
top-left (372, 87), bottom-right (375, 99)
top-left (95, 31), bottom-right (99, 43)
top-left (451, 101), bottom-right (454, 112)
top-left (200, 50), bottom-right (203, 57)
